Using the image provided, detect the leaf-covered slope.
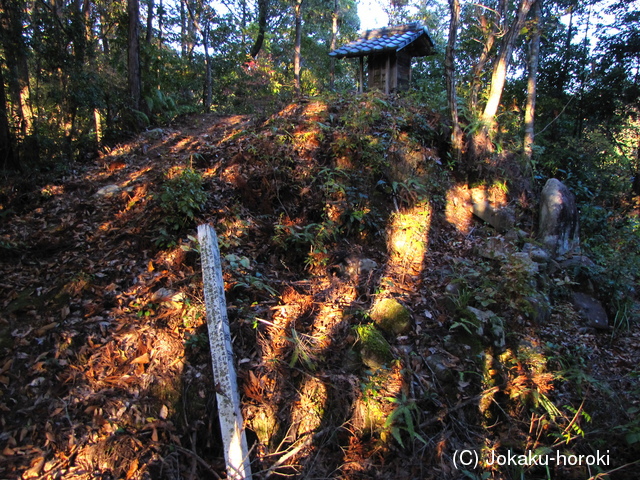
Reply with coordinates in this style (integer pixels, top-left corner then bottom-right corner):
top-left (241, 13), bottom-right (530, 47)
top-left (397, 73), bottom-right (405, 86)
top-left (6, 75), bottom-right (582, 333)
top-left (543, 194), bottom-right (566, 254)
top-left (1, 94), bottom-right (639, 479)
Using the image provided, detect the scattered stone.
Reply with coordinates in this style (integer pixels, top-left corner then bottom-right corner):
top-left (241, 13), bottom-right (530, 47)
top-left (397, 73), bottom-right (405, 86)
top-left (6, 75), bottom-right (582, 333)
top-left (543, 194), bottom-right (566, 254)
top-left (144, 128), bottom-right (165, 140)
top-left (355, 324), bottom-right (393, 370)
top-left (425, 354), bottom-right (454, 382)
top-left (471, 198), bottom-right (516, 233)
top-left (559, 255), bottom-right (596, 271)
top-left (523, 293), bottom-right (551, 324)
top-left (571, 292), bottom-right (609, 330)
top-left (95, 184), bottom-right (121, 197)
top-left (538, 178), bottom-right (580, 258)
top-left (477, 236), bottom-right (514, 260)
top-left (344, 256), bottom-right (378, 279)
top-left (369, 297), bottom-right (412, 335)
top-left (510, 251), bottom-right (539, 275)
top-left (522, 243), bottom-right (552, 265)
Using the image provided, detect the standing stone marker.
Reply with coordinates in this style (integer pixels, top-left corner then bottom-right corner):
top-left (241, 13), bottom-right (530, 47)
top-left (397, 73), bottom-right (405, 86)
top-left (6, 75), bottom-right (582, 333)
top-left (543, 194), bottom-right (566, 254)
top-left (538, 178), bottom-right (580, 258)
top-left (198, 224), bottom-right (252, 480)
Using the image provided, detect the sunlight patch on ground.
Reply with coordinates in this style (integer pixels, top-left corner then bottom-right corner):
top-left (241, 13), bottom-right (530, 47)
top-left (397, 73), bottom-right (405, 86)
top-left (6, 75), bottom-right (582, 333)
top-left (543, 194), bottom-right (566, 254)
top-left (384, 201), bottom-right (432, 279)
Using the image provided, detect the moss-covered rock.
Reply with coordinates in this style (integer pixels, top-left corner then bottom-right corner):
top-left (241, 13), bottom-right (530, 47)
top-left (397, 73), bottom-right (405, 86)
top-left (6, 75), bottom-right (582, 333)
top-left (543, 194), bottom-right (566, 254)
top-left (354, 324), bottom-right (393, 370)
top-left (369, 297), bottom-right (412, 335)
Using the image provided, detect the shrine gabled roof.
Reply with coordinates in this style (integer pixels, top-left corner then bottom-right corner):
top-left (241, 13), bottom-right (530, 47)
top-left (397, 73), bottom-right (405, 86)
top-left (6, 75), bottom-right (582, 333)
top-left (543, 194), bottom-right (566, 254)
top-left (329, 22), bottom-right (435, 59)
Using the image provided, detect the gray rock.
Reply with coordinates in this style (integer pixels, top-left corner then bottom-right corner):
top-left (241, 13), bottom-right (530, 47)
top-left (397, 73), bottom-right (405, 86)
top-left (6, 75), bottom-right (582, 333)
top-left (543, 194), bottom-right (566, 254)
top-left (344, 256), bottom-right (378, 279)
top-left (471, 200), bottom-right (516, 233)
top-left (477, 236), bottom-right (514, 260)
top-left (571, 292), bottom-right (609, 330)
top-left (522, 243), bottom-right (552, 265)
top-left (539, 179), bottom-right (580, 258)
top-left (95, 184), bottom-right (121, 197)
top-left (559, 255), bottom-right (596, 270)
top-left (524, 293), bottom-right (551, 323)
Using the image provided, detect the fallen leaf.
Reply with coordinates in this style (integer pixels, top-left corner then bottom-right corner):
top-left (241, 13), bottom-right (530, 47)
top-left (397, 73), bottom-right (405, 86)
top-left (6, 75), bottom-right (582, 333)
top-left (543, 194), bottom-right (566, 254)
top-left (131, 353), bottom-right (150, 365)
top-left (35, 322), bottom-right (58, 336)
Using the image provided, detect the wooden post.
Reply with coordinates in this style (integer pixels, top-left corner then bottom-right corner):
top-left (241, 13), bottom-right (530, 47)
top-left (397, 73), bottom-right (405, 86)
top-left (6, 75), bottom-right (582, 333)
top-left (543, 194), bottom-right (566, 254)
top-left (359, 56), bottom-right (364, 93)
top-left (197, 224), bottom-right (252, 480)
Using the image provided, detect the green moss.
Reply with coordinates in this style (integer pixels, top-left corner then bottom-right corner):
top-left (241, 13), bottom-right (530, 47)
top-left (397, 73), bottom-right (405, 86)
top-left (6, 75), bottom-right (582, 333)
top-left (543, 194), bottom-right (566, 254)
top-left (354, 324), bottom-right (393, 370)
top-left (369, 297), bottom-right (412, 335)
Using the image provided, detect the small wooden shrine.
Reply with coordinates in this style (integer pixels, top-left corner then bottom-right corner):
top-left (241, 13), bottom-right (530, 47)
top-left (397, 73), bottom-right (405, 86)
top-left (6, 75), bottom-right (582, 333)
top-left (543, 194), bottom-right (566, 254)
top-left (329, 23), bottom-right (435, 94)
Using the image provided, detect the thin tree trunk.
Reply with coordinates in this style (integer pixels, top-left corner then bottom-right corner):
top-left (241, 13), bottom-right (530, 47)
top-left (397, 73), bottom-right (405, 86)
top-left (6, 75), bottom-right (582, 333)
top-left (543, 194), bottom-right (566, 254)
top-left (445, 0), bottom-right (463, 163)
top-left (180, 0), bottom-right (187, 56)
top-left (481, 0), bottom-right (535, 128)
top-left (128, 0), bottom-right (142, 112)
top-left (329, 0), bottom-right (338, 90)
top-left (471, 0), bottom-right (534, 159)
top-left (158, 0), bottom-right (163, 44)
top-left (0, 65), bottom-right (17, 170)
top-left (523, 0), bottom-right (541, 163)
top-left (146, 0), bottom-right (154, 43)
top-left (250, 0), bottom-right (269, 58)
top-left (294, 0), bottom-right (303, 95)
top-left (0, 0), bottom-right (33, 138)
top-left (203, 22), bottom-right (212, 111)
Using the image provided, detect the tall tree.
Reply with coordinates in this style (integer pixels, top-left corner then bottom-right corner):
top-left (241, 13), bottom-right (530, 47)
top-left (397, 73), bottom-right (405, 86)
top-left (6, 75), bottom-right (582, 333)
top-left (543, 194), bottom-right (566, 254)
top-left (146, 0), bottom-right (154, 43)
top-left (471, 0), bottom-right (535, 159)
top-left (445, 0), bottom-right (463, 163)
top-left (523, 0), bottom-right (541, 163)
top-left (294, 0), bottom-right (303, 95)
top-left (0, 0), bottom-right (33, 139)
top-left (329, 0), bottom-right (338, 89)
top-left (250, 0), bottom-right (269, 58)
top-left (128, 0), bottom-right (142, 112)
top-left (0, 63), bottom-right (16, 170)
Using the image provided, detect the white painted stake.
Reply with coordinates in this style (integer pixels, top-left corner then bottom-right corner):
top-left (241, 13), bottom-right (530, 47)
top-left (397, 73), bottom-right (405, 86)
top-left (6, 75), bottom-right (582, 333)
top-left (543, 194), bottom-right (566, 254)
top-left (197, 224), bottom-right (252, 480)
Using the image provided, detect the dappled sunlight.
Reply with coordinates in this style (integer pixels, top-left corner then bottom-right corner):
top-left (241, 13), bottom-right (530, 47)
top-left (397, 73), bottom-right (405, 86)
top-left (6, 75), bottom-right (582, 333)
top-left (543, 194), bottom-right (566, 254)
top-left (445, 183), bottom-right (474, 234)
top-left (384, 201), bottom-right (432, 280)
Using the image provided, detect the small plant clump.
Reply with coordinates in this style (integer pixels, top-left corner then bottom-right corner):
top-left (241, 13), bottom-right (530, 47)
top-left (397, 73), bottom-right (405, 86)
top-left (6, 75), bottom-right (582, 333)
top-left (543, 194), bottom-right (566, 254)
top-left (155, 167), bottom-right (209, 246)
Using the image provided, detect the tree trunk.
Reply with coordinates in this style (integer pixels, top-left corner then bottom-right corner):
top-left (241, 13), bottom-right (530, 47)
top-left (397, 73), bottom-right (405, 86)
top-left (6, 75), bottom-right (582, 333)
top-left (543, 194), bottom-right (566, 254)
top-left (0, 65), bottom-right (17, 170)
top-left (158, 0), bottom-right (163, 44)
top-left (250, 0), bottom-right (269, 58)
top-left (180, 0), bottom-right (187, 56)
top-left (203, 22), bottom-right (212, 111)
top-left (146, 0), bottom-right (154, 43)
top-left (329, 0), bottom-right (338, 90)
top-left (0, 0), bottom-right (34, 138)
top-left (481, 0), bottom-right (535, 128)
top-left (445, 0), bottom-right (463, 163)
top-left (471, 0), bottom-right (535, 159)
top-left (128, 0), bottom-right (142, 112)
top-left (523, 0), bottom-right (541, 163)
top-left (294, 0), bottom-right (303, 95)
top-left (468, 12), bottom-right (498, 114)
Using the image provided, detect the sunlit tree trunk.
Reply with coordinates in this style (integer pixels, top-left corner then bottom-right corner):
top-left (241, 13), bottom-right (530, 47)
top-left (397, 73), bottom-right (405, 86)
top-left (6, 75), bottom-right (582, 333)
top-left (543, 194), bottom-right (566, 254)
top-left (250, 0), bottom-right (269, 58)
top-left (524, 0), bottom-right (541, 163)
top-left (294, 0), bottom-right (303, 95)
top-left (445, 0), bottom-right (463, 163)
top-left (128, 0), bottom-right (142, 111)
top-left (468, 7), bottom-right (501, 114)
top-left (471, 0), bottom-right (534, 159)
top-left (481, 0), bottom-right (535, 129)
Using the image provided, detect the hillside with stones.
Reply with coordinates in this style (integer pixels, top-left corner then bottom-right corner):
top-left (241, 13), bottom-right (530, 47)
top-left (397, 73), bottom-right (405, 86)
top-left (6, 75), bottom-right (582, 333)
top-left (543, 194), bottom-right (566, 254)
top-left (1, 94), bottom-right (639, 479)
